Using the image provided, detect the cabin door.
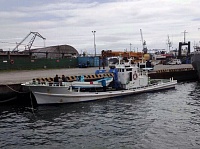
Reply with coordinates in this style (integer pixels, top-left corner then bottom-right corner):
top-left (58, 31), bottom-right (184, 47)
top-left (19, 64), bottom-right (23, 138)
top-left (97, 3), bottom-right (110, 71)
top-left (129, 72), bottom-right (132, 81)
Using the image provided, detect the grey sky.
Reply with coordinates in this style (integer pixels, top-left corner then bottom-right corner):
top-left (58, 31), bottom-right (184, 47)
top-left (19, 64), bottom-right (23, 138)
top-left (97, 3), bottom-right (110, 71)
top-left (0, 0), bottom-right (200, 54)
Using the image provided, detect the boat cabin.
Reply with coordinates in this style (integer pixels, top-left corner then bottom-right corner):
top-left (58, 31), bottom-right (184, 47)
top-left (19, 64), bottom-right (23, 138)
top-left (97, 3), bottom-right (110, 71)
top-left (109, 58), bottom-right (149, 89)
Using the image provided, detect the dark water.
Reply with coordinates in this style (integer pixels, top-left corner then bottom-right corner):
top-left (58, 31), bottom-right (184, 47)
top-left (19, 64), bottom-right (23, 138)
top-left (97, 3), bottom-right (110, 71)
top-left (1, 82), bottom-right (200, 149)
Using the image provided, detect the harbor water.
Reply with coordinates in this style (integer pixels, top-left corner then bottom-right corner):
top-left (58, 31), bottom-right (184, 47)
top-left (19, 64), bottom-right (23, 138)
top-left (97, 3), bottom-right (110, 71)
top-left (0, 82), bottom-right (200, 149)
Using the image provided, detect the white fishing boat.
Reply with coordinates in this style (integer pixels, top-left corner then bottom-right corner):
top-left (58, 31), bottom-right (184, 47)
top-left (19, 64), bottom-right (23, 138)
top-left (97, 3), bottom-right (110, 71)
top-left (23, 75), bottom-right (113, 94)
top-left (22, 57), bottom-right (177, 105)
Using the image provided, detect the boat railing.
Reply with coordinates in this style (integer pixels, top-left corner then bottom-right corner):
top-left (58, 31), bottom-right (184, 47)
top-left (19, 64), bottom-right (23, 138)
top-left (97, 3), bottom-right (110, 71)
top-left (130, 78), bottom-right (174, 90)
top-left (149, 78), bottom-right (174, 84)
top-left (30, 80), bottom-right (71, 87)
top-left (51, 82), bottom-right (71, 87)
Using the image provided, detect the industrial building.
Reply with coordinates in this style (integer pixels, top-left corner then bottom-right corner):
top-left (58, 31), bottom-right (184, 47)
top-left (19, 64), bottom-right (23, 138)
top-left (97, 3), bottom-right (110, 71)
top-left (29, 45), bottom-right (79, 59)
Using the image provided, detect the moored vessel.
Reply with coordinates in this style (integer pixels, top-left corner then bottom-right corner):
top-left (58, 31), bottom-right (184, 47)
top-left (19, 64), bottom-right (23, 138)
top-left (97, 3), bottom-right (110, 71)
top-left (191, 46), bottom-right (200, 80)
top-left (22, 57), bottom-right (177, 105)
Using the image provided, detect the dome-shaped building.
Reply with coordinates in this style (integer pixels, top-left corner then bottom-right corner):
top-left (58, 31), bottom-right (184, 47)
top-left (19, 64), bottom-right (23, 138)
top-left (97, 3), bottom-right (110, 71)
top-left (30, 45), bottom-right (79, 59)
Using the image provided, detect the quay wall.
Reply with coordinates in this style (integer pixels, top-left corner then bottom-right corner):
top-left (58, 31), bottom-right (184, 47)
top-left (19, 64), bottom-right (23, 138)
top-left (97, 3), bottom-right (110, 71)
top-left (0, 57), bottom-right (78, 70)
top-left (149, 69), bottom-right (198, 81)
top-left (0, 56), bottom-right (103, 71)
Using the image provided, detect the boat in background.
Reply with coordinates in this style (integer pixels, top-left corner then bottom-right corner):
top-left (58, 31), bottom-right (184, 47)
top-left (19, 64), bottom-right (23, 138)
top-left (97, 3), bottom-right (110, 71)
top-left (22, 57), bottom-right (177, 105)
top-left (191, 46), bottom-right (200, 80)
top-left (149, 49), bottom-right (174, 65)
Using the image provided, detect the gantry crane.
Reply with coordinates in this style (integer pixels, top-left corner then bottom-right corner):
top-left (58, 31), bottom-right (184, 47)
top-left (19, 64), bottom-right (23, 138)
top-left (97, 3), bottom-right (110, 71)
top-left (12, 31), bottom-right (46, 52)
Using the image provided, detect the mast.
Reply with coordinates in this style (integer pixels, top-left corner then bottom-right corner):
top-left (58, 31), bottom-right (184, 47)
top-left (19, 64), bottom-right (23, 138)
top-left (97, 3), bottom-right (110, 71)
top-left (140, 29), bottom-right (144, 50)
top-left (182, 30), bottom-right (188, 43)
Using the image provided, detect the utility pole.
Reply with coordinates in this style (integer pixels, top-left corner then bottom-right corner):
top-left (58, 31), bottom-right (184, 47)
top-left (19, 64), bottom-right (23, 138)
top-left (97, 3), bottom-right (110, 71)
top-left (130, 43), bottom-right (132, 52)
top-left (167, 35), bottom-right (172, 52)
top-left (92, 31), bottom-right (96, 57)
top-left (199, 28), bottom-right (200, 44)
top-left (182, 30), bottom-right (188, 43)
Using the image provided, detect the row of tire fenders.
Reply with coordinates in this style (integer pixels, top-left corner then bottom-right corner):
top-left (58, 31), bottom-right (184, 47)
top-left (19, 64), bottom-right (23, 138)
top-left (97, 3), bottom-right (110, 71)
top-left (156, 68), bottom-right (194, 73)
top-left (32, 73), bottom-right (115, 83)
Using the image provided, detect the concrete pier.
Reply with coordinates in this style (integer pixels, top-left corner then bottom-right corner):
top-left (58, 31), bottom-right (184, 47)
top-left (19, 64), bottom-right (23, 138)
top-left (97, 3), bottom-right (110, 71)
top-left (152, 64), bottom-right (194, 71)
top-left (149, 64), bottom-right (198, 81)
top-left (0, 64), bottom-right (195, 85)
top-left (0, 67), bottom-right (101, 85)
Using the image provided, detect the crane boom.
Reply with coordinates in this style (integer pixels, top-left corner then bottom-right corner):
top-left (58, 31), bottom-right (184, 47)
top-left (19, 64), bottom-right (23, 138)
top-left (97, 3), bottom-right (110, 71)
top-left (12, 31), bottom-right (46, 52)
top-left (12, 32), bottom-right (31, 52)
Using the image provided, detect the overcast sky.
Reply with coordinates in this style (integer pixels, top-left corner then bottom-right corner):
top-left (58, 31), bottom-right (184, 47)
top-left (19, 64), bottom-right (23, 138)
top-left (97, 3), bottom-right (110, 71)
top-left (0, 0), bottom-right (200, 54)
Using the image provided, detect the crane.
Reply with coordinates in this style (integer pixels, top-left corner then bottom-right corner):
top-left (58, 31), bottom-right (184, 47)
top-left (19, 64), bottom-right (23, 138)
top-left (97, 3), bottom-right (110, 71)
top-left (12, 31), bottom-right (46, 52)
top-left (140, 29), bottom-right (147, 54)
top-left (140, 29), bottom-right (144, 50)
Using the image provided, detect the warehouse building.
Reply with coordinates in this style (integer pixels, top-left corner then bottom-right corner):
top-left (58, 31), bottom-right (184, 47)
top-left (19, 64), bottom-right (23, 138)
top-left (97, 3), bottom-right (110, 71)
top-left (29, 45), bottom-right (79, 59)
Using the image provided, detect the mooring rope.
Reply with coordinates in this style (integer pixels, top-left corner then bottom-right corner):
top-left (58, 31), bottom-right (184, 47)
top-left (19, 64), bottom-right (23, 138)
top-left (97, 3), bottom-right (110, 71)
top-left (0, 96), bottom-right (17, 103)
top-left (29, 90), bottom-right (36, 117)
top-left (4, 84), bottom-right (36, 116)
top-left (5, 84), bottom-right (29, 94)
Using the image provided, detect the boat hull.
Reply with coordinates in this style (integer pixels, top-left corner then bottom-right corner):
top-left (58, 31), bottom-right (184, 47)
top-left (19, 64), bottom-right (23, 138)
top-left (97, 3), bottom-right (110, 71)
top-left (32, 81), bottom-right (177, 104)
top-left (191, 53), bottom-right (200, 80)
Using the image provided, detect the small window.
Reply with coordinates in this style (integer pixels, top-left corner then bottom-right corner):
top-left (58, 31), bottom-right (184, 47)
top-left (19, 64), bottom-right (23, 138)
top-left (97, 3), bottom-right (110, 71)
top-left (126, 68), bottom-right (132, 71)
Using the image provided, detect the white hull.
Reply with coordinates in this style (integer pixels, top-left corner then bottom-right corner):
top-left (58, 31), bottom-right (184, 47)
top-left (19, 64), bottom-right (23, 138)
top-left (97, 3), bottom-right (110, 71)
top-left (31, 81), bottom-right (177, 104)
